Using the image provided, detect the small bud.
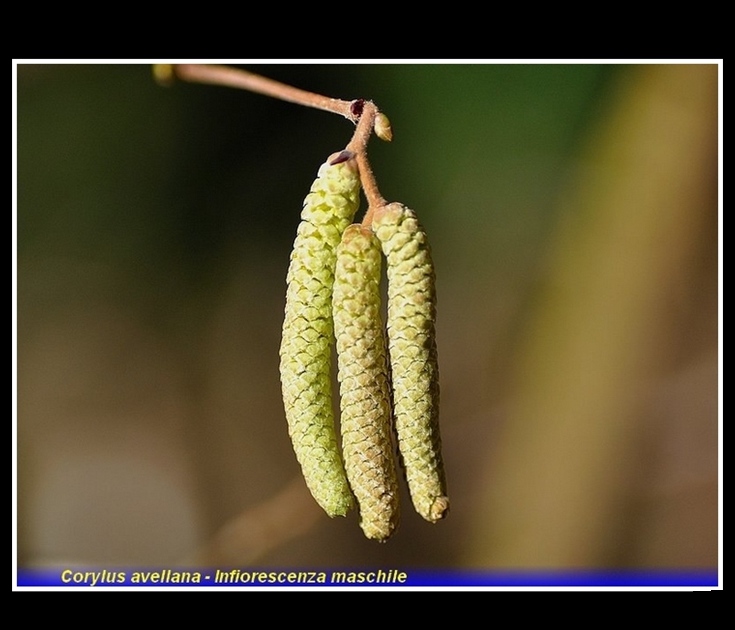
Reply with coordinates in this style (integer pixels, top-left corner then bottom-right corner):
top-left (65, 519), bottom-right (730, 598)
top-left (280, 153), bottom-right (361, 518)
top-left (350, 99), bottom-right (365, 118)
top-left (374, 112), bottom-right (393, 142)
top-left (152, 64), bottom-right (176, 86)
top-left (371, 203), bottom-right (448, 523)
top-left (333, 225), bottom-right (400, 540)
top-left (328, 149), bottom-right (355, 166)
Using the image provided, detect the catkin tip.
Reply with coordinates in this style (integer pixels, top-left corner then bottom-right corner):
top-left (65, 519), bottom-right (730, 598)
top-left (325, 497), bottom-right (354, 518)
top-left (428, 496), bottom-right (450, 522)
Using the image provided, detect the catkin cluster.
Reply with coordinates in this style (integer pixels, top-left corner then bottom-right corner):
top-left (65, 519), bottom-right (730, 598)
top-left (280, 151), bottom-right (448, 540)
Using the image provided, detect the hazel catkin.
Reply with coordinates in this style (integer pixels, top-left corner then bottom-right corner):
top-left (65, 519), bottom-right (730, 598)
top-left (279, 151), bottom-right (361, 518)
top-left (371, 202), bottom-right (448, 523)
top-left (333, 224), bottom-right (400, 540)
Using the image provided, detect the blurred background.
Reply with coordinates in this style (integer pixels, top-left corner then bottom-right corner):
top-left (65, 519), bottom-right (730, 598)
top-left (15, 63), bottom-right (719, 572)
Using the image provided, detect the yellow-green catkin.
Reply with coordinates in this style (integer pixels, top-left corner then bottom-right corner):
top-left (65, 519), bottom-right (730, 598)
top-left (371, 202), bottom-right (449, 523)
top-left (279, 151), bottom-right (361, 517)
top-left (333, 225), bottom-right (400, 541)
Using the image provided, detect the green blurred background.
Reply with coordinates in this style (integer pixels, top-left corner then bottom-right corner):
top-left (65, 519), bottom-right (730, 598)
top-left (15, 63), bottom-right (719, 571)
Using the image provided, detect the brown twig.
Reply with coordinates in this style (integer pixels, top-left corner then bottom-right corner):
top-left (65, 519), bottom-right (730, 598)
top-left (183, 476), bottom-right (323, 566)
top-left (345, 101), bottom-right (388, 220)
top-left (163, 64), bottom-right (358, 123)
top-left (156, 63), bottom-right (392, 225)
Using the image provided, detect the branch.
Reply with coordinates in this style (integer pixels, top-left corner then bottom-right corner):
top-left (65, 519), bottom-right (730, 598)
top-left (183, 476), bottom-right (324, 566)
top-left (156, 63), bottom-right (359, 122)
top-left (154, 63), bottom-right (393, 226)
top-left (345, 101), bottom-right (388, 220)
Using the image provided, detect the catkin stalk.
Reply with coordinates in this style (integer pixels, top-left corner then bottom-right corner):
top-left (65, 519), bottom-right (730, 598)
top-left (371, 202), bottom-right (448, 523)
top-left (333, 225), bottom-right (400, 540)
top-left (279, 151), bottom-right (361, 517)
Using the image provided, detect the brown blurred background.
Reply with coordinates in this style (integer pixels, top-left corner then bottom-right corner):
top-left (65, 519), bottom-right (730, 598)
top-left (15, 63), bottom-right (719, 571)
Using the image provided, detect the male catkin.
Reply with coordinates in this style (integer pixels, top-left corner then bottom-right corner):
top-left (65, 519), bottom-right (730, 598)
top-left (333, 224), bottom-right (400, 540)
top-left (371, 202), bottom-right (448, 523)
top-left (279, 151), bottom-right (361, 518)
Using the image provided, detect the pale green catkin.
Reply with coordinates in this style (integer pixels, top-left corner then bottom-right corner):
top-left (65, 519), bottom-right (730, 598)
top-left (279, 152), bottom-right (361, 517)
top-left (371, 202), bottom-right (449, 523)
top-left (333, 225), bottom-right (400, 541)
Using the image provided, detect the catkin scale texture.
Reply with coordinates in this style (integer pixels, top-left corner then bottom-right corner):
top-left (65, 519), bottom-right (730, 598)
top-left (279, 153), bottom-right (361, 518)
top-left (372, 202), bottom-right (448, 523)
top-left (333, 225), bottom-right (400, 541)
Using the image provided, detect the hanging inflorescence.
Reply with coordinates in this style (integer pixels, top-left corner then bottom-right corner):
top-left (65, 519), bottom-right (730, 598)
top-left (156, 64), bottom-right (449, 542)
top-left (280, 144), bottom-right (448, 541)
